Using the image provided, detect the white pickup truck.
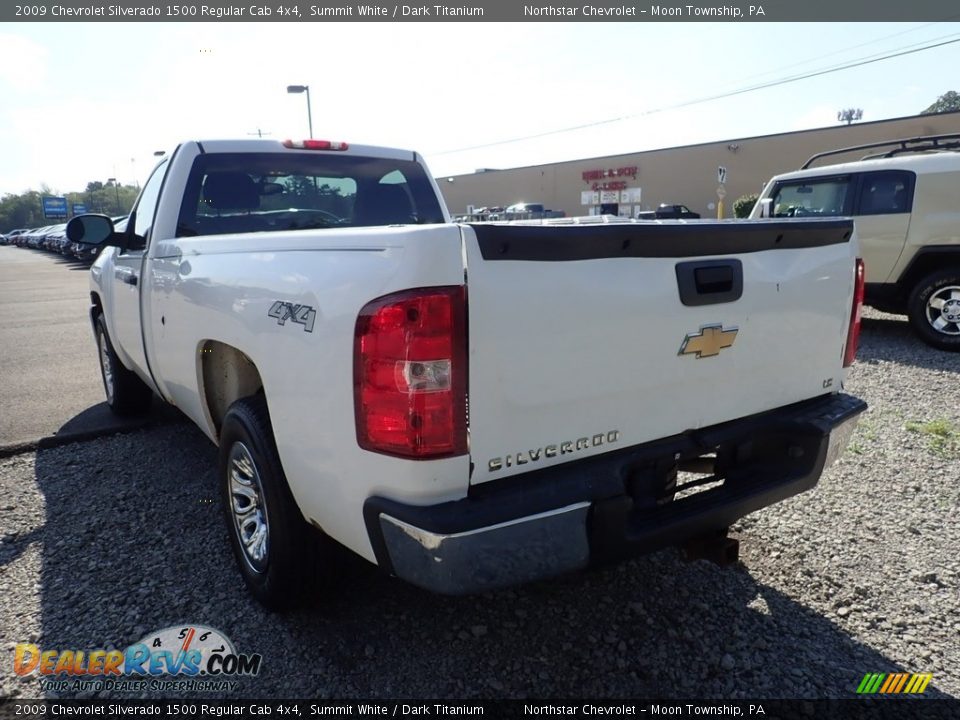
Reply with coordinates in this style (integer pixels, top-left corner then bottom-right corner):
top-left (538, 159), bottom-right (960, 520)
top-left (67, 138), bottom-right (867, 610)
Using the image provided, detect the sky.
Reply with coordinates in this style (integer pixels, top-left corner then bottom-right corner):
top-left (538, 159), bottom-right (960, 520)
top-left (0, 21), bottom-right (959, 196)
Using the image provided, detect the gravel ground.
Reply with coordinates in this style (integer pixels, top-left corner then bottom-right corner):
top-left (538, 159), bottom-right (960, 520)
top-left (1, 308), bottom-right (957, 701)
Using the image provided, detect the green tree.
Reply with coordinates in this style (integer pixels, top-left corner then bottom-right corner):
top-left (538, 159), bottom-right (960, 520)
top-left (921, 91), bottom-right (960, 114)
top-left (0, 183), bottom-right (141, 232)
top-left (0, 190), bottom-right (45, 231)
top-left (733, 193), bottom-right (759, 218)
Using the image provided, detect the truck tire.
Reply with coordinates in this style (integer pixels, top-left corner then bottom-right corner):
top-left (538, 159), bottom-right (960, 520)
top-left (95, 314), bottom-right (153, 415)
top-left (219, 394), bottom-right (322, 610)
top-left (907, 269), bottom-right (960, 352)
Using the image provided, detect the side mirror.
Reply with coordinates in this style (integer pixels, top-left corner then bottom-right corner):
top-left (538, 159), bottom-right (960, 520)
top-left (759, 198), bottom-right (773, 218)
top-left (66, 214), bottom-right (119, 246)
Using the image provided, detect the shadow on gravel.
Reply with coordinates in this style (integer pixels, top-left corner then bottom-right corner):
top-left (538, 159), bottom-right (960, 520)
top-left (858, 317), bottom-right (960, 372)
top-left (47, 402), bottom-right (181, 446)
top-left (17, 422), bottom-right (952, 701)
top-left (0, 400), bottom-right (184, 458)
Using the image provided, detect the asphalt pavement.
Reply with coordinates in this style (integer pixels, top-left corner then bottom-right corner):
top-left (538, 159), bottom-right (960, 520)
top-left (0, 247), bottom-right (167, 454)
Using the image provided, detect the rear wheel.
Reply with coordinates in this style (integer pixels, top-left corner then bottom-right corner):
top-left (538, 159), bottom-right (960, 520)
top-left (907, 269), bottom-right (960, 352)
top-left (219, 394), bottom-right (326, 610)
top-left (95, 314), bottom-right (153, 415)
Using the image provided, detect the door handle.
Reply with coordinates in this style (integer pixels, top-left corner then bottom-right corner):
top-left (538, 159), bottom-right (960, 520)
top-left (122, 274), bottom-right (138, 287)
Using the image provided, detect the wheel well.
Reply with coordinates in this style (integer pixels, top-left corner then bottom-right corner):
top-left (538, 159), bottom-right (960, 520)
top-left (90, 292), bottom-right (103, 327)
top-left (200, 341), bottom-right (264, 437)
top-left (899, 252), bottom-right (960, 297)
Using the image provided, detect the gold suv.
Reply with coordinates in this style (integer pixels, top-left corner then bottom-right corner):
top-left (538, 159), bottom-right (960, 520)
top-left (752, 134), bottom-right (960, 351)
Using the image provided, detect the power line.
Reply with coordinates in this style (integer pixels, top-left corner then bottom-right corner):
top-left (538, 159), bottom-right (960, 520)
top-left (664, 34), bottom-right (960, 111)
top-left (431, 34), bottom-right (960, 157)
top-left (732, 20), bottom-right (956, 86)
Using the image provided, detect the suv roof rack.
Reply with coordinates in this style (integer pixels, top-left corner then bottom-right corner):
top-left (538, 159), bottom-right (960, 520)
top-left (800, 133), bottom-right (960, 169)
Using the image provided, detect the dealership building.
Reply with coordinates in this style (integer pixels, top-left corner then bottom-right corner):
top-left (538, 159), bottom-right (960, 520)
top-left (436, 111), bottom-right (960, 219)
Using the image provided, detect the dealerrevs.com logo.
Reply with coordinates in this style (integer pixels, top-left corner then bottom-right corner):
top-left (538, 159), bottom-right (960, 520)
top-left (14, 625), bottom-right (262, 693)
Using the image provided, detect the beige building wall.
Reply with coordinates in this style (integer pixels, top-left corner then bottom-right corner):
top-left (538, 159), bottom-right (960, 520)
top-left (436, 112), bottom-right (960, 219)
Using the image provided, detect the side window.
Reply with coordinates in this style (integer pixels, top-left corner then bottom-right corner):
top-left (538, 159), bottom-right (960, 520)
top-left (857, 171), bottom-right (913, 216)
top-left (770, 177), bottom-right (852, 218)
top-left (126, 160), bottom-right (169, 250)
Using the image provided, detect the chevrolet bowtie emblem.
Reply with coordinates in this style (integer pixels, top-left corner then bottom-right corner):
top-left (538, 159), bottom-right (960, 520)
top-left (679, 324), bottom-right (739, 358)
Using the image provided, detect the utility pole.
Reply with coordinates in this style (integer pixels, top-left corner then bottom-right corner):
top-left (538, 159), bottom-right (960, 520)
top-left (107, 178), bottom-right (120, 215)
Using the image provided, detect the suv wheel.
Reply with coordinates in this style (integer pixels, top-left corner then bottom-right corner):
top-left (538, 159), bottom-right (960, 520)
top-left (907, 269), bottom-right (960, 351)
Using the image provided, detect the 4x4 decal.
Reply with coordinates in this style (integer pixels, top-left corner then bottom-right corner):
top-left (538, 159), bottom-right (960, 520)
top-left (267, 301), bottom-right (316, 333)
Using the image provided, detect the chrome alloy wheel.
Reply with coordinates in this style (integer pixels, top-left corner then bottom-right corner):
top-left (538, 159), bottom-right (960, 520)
top-left (98, 332), bottom-right (115, 404)
top-left (926, 285), bottom-right (960, 336)
top-left (228, 441), bottom-right (270, 574)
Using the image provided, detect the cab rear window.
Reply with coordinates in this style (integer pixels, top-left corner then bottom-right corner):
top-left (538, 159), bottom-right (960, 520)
top-left (175, 153), bottom-right (445, 237)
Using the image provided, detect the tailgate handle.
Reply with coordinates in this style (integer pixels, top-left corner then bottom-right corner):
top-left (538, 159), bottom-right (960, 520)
top-left (676, 260), bottom-right (743, 306)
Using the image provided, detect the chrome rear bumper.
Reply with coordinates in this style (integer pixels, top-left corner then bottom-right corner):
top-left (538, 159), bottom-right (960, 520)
top-left (365, 393), bottom-right (866, 595)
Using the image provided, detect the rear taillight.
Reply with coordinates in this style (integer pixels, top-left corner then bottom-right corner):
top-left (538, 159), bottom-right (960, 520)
top-left (843, 258), bottom-right (865, 368)
top-left (354, 287), bottom-right (467, 459)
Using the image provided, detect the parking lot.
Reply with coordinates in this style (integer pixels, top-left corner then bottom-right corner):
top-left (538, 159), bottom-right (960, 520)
top-left (0, 247), bottom-right (177, 454)
top-left (0, 246), bottom-right (958, 701)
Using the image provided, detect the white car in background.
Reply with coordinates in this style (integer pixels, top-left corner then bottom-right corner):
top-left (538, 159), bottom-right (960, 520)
top-left (752, 133), bottom-right (960, 351)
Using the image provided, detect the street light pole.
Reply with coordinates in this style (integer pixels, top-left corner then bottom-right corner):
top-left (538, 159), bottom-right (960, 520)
top-left (107, 178), bottom-right (120, 215)
top-left (286, 84), bottom-right (313, 138)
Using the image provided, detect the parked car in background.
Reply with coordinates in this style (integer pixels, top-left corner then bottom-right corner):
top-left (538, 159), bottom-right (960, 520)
top-left (751, 133), bottom-right (960, 351)
top-left (7, 229), bottom-right (29, 244)
top-left (45, 223), bottom-right (69, 254)
top-left (637, 204), bottom-right (702, 220)
top-left (44, 227), bottom-right (59, 251)
top-left (503, 202), bottom-right (565, 220)
top-left (41, 226), bottom-right (59, 250)
top-left (24, 227), bottom-right (50, 249)
top-left (19, 228), bottom-right (39, 248)
top-left (506, 202), bottom-right (544, 215)
top-left (459, 206), bottom-right (507, 222)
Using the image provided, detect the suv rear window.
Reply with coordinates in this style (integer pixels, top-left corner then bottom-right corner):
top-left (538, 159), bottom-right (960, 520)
top-left (176, 152), bottom-right (445, 237)
top-left (770, 176), bottom-right (852, 218)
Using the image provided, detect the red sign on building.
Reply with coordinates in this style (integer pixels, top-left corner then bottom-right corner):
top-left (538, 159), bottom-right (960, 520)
top-left (582, 166), bottom-right (637, 191)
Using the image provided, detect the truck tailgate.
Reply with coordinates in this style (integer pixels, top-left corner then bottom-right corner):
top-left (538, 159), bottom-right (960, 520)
top-left (463, 219), bottom-right (857, 484)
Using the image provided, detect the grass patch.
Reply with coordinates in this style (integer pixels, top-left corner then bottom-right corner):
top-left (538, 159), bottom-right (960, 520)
top-left (846, 413), bottom-right (884, 452)
top-left (905, 418), bottom-right (960, 459)
top-left (857, 420), bottom-right (879, 442)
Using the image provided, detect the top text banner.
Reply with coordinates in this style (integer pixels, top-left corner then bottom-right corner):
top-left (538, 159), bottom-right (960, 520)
top-left (5, 1), bottom-right (960, 22)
